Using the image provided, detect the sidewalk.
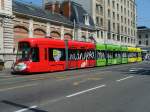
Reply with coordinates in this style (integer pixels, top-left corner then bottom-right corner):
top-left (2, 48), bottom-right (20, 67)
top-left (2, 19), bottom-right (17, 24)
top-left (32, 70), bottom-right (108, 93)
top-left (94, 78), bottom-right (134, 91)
top-left (0, 68), bottom-right (11, 75)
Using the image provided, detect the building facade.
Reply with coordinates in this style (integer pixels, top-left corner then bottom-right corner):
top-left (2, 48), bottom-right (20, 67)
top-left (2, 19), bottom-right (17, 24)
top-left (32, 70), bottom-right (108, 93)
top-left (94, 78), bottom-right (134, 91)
top-left (0, 0), bottom-right (14, 67)
top-left (13, 1), bottom-right (96, 49)
top-left (44, 0), bottom-right (137, 46)
top-left (137, 26), bottom-right (150, 50)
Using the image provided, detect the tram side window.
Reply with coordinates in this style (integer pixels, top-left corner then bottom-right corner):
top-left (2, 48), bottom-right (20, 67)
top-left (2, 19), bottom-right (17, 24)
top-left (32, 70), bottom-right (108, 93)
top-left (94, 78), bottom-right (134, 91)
top-left (133, 52), bottom-right (137, 58)
top-left (68, 49), bottom-right (78, 61)
top-left (114, 51), bottom-right (121, 58)
top-left (122, 52), bottom-right (127, 58)
top-left (128, 52), bottom-right (132, 58)
top-left (48, 48), bottom-right (66, 61)
top-left (96, 50), bottom-right (105, 59)
top-left (128, 52), bottom-right (136, 58)
top-left (78, 50), bottom-right (86, 60)
top-left (107, 51), bottom-right (113, 59)
top-left (68, 49), bottom-right (95, 60)
top-left (31, 47), bottom-right (39, 62)
top-left (113, 51), bottom-right (117, 58)
top-left (138, 52), bottom-right (141, 57)
top-left (86, 50), bottom-right (95, 60)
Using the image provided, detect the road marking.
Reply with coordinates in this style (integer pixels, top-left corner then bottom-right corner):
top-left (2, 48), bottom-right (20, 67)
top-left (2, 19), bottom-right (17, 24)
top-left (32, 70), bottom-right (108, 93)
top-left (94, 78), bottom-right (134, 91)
top-left (129, 69), bottom-right (138, 72)
top-left (73, 77), bottom-right (102, 86)
top-left (14, 105), bottom-right (37, 112)
top-left (0, 83), bottom-right (38, 92)
top-left (116, 76), bottom-right (134, 82)
top-left (66, 84), bottom-right (106, 98)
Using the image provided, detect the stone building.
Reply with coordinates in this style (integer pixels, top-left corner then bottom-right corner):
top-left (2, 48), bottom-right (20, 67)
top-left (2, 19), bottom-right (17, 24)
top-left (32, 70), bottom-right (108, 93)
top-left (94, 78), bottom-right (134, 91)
top-left (13, 0), bottom-right (96, 49)
top-left (44, 0), bottom-right (137, 47)
top-left (0, 0), bottom-right (96, 68)
top-left (0, 0), bottom-right (14, 67)
top-left (44, 1), bottom-right (96, 42)
top-left (137, 26), bottom-right (150, 52)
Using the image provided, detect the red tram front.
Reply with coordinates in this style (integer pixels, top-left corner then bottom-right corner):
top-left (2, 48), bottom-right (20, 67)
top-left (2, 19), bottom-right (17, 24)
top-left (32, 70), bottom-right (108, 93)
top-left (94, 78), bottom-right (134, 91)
top-left (12, 38), bottom-right (96, 73)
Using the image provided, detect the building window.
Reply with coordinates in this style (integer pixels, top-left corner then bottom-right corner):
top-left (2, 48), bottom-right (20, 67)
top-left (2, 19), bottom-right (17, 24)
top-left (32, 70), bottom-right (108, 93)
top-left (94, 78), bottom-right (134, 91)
top-left (145, 34), bottom-right (148, 38)
top-left (113, 23), bottom-right (115, 30)
top-left (124, 0), bottom-right (126, 5)
top-left (121, 25), bottom-right (123, 33)
top-left (121, 36), bottom-right (123, 42)
top-left (108, 20), bottom-right (111, 32)
top-left (125, 37), bottom-right (127, 43)
top-left (84, 14), bottom-right (89, 26)
top-left (117, 35), bottom-right (120, 41)
top-left (100, 18), bottom-right (103, 26)
top-left (124, 8), bottom-right (126, 15)
top-left (96, 4), bottom-right (103, 15)
top-left (117, 14), bottom-right (119, 21)
top-left (113, 12), bottom-right (115, 19)
top-left (113, 34), bottom-right (115, 40)
top-left (121, 6), bottom-right (123, 13)
top-left (117, 3), bottom-right (119, 11)
top-left (127, 1), bottom-right (129, 7)
top-left (124, 18), bottom-right (127, 24)
top-left (96, 4), bottom-right (99, 13)
top-left (146, 40), bottom-right (149, 46)
top-left (108, 9), bottom-right (111, 18)
top-left (97, 31), bottom-right (100, 38)
top-left (1, 0), bottom-right (4, 10)
top-left (96, 17), bottom-right (100, 26)
top-left (121, 16), bottom-right (123, 23)
top-left (108, 0), bottom-right (110, 6)
top-left (139, 41), bottom-right (141, 45)
top-left (101, 31), bottom-right (103, 39)
top-left (112, 1), bottom-right (115, 8)
top-left (138, 35), bottom-right (141, 39)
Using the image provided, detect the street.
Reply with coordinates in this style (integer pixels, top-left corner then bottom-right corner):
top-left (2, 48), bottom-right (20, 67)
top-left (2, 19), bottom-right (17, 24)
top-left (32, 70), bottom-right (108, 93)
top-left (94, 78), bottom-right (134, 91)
top-left (0, 62), bottom-right (150, 112)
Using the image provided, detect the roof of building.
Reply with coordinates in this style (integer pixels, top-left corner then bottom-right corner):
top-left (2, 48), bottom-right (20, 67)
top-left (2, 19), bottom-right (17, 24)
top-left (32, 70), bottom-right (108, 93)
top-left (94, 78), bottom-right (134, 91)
top-left (13, 0), bottom-right (95, 31)
top-left (138, 26), bottom-right (148, 29)
top-left (69, 1), bottom-right (95, 30)
top-left (13, 0), bottom-right (73, 26)
top-left (137, 26), bottom-right (150, 31)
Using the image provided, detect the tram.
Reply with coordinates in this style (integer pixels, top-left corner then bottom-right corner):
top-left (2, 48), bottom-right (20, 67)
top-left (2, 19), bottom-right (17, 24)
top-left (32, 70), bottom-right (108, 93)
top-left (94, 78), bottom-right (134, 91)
top-left (12, 38), bottom-right (142, 73)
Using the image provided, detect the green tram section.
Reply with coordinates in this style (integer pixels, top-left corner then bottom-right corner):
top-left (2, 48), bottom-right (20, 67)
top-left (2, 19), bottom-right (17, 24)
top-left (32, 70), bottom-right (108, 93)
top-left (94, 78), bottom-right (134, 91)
top-left (106, 44), bottom-right (122, 65)
top-left (121, 46), bottom-right (128, 64)
top-left (96, 44), bottom-right (106, 66)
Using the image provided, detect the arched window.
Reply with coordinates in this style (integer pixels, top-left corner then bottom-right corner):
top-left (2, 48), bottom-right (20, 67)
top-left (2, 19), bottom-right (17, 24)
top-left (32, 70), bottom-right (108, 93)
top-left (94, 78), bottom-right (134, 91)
top-left (64, 33), bottom-right (72, 40)
top-left (34, 29), bottom-right (46, 38)
top-left (14, 26), bottom-right (29, 52)
top-left (51, 31), bottom-right (61, 39)
top-left (81, 36), bottom-right (86, 42)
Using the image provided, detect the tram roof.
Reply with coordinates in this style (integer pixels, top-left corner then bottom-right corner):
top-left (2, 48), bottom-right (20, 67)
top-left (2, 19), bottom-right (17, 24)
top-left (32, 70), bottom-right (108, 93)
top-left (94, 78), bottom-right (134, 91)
top-left (106, 44), bottom-right (121, 51)
top-left (128, 47), bottom-right (137, 52)
top-left (96, 44), bottom-right (106, 50)
top-left (18, 38), bottom-right (95, 49)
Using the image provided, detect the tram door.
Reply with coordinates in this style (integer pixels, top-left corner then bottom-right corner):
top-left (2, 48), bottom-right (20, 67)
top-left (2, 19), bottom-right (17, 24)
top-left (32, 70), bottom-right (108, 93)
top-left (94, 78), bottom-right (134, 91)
top-left (68, 49), bottom-right (78, 69)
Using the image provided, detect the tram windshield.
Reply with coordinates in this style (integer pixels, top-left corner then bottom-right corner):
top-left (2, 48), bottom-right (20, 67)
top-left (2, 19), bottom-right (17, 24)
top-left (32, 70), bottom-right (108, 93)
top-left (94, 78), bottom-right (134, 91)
top-left (17, 42), bottom-right (31, 61)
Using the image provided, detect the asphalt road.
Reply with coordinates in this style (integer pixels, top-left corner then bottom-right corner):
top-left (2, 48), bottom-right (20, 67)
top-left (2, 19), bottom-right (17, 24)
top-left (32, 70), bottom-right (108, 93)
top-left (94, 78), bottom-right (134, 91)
top-left (0, 61), bottom-right (150, 112)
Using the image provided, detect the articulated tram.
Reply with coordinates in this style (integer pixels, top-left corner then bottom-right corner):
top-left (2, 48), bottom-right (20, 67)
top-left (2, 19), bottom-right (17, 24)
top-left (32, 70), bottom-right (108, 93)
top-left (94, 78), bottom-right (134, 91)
top-left (12, 38), bottom-right (142, 73)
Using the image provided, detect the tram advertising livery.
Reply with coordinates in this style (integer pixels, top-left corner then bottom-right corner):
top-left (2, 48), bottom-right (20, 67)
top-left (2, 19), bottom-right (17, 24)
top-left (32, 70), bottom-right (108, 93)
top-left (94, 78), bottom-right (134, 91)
top-left (12, 38), bottom-right (142, 73)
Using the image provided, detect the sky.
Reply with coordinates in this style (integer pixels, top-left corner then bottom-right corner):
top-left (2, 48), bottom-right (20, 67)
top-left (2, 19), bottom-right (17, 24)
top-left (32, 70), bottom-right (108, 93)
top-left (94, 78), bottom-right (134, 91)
top-left (19, 0), bottom-right (150, 28)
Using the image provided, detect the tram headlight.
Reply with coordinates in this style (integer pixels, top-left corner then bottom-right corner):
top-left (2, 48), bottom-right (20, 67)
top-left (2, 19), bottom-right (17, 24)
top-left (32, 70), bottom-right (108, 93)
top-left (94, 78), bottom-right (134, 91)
top-left (14, 63), bottom-right (27, 71)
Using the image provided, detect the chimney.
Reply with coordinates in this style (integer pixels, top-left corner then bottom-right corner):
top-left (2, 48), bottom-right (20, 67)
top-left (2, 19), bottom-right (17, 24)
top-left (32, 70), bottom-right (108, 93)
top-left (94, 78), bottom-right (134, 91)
top-left (54, 1), bottom-right (61, 13)
top-left (45, 2), bottom-right (55, 14)
top-left (61, 0), bottom-right (71, 18)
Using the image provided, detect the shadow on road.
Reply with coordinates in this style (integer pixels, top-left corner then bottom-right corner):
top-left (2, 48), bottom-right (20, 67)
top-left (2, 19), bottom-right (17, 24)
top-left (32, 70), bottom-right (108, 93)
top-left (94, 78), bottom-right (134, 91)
top-left (1, 100), bottom-right (48, 112)
top-left (129, 69), bottom-right (150, 76)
